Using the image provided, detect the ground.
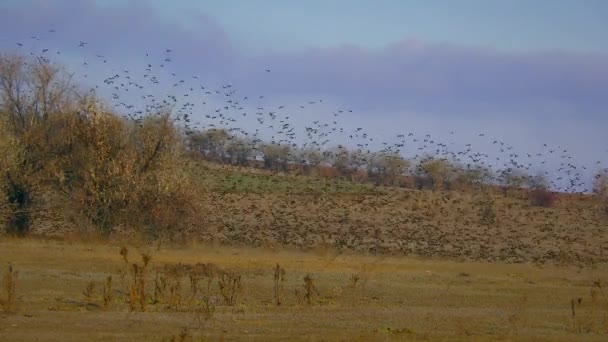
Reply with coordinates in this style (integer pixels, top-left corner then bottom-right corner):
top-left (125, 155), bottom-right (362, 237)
top-left (1, 237), bottom-right (607, 341)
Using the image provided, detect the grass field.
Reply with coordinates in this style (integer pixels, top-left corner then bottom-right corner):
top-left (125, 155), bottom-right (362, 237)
top-left (1, 237), bottom-right (607, 341)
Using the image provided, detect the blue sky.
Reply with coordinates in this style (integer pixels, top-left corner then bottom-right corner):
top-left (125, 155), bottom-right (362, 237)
top-left (139, 0), bottom-right (608, 53)
top-left (5, 0), bottom-right (608, 52)
top-left (0, 0), bottom-right (607, 190)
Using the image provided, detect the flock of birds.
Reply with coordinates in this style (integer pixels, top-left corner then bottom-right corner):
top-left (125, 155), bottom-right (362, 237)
top-left (4, 29), bottom-right (607, 194)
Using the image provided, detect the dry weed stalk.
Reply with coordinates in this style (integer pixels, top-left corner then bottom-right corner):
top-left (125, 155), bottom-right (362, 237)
top-left (218, 271), bottom-right (242, 306)
top-left (302, 274), bottom-right (319, 305)
top-left (346, 272), bottom-right (368, 303)
top-left (155, 263), bottom-right (186, 310)
top-left (195, 292), bottom-right (216, 324)
top-left (167, 274), bottom-right (183, 311)
top-left (83, 281), bottom-right (95, 302)
top-left (188, 273), bottom-right (199, 305)
top-left (102, 276), bottom-right (113, 309)
top-left (128, 253), bottom-right (151, 311)
top-left (153, 262), bottom-right (222, 311)
top-left (592, 279), bottom-right (607, 303)
top-left (349, 274), bottom-right (360, 289)
top-left (0, 263), bottom-right (17, 312)
top-left (120, 246), bottom-right (129, 264)
top-left (273, 263), bottom-right (286, 306)
top-left (170, 327), bottom-right (190, 342)
top-left (571, 297), bottom-right (581, 332)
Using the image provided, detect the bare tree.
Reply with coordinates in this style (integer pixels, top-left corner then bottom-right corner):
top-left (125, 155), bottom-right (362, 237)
top-left (188, 129), bottom-right (231, 162)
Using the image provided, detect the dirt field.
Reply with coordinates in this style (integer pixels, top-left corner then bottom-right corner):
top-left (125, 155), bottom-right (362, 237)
top-left (1, 237), bottom-right (607, 341)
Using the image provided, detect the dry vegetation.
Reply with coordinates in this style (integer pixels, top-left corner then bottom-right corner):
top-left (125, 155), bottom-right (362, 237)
top-left (1, 54), bottom-right (608, 340)
top-left (0, 238), bottom-right (607, 341)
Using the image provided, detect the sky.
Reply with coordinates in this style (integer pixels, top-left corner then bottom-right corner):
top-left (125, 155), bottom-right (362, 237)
top-left (0, 0), bottom-right (607, 190)
top-left (142, 0), bottom-right (608, 53)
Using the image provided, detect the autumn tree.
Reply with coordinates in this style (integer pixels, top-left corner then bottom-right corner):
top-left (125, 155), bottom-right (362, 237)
top-left (303, 148), bottom-right (324, 168)
top-left (263, 143), bottom-right (290, 172)
top-left (417, 157), bottom-right (452, 190)
top-left (0, 54), bottom-right (76, 235)
top-left (329, 145), bottom-right (352, 177)
top-left (367, 152), bottom-right (410, 186)
top-left (452, 164), bottom-right (494, 191)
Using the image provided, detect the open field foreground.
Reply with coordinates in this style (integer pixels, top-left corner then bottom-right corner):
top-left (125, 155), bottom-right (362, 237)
top-left (0, 238), bottom-right (607, 341)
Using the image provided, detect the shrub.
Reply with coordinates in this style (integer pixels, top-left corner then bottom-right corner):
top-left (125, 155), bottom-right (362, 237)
top-left (529, 187), bottom-right (557, 207)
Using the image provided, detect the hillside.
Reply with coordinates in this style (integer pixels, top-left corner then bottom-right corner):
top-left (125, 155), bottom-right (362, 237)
top-left (29, 161), bottom-right (606, 266)
top-left (181, 163), bottom-right (608, 265)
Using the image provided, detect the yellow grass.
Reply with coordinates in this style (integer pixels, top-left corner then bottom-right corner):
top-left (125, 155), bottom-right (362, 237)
top-left (1, 237), bottom-right (607, 341)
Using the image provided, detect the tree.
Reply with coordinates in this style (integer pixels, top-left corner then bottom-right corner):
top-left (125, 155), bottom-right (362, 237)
top-left (418, 157), bottom-right (452, 190)
top-left (593, 171), bottom-right (608, 197)
top-left (593, 170), bottom-right (608, 216)
top-left (0, 54), bottom-right (76, 235)
top-left (329, 146), bottom-right (351, 177)
top-left (382, 152), bottom-right (410, 186)
top-left (368, 152), bottom-right (410, 186)
top-left (452, 164), bottom-right (494, 191)
top-left (527, 173), bottom-right (556, 207)
top-left (188, 129), bottom-right (230, 162)
top-left (263, 143), bottom-right (290, 172)
top-left (225, 136), bottom-right (253, 166)
top-left (498, 168), bottom-right (529, 196)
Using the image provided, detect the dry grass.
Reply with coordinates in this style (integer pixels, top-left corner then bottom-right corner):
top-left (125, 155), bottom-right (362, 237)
top-left (0, 237), bottom-right (607, 341)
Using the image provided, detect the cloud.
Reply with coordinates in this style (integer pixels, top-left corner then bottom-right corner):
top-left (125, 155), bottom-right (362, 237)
top-left (0, 0), bottom-right (234, 74)
top-left (2, 0), bottom-right (606, 119)
top-left (237, 40), bottom-right (608, 121)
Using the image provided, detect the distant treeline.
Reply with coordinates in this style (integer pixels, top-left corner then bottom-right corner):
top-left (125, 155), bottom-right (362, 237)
top-left (187, 127), bottom-right (542, 192)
